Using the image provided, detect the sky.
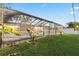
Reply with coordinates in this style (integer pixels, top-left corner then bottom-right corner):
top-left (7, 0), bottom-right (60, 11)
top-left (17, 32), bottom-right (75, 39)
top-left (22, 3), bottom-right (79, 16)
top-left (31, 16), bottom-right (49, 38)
top-left (5, 3), bottom-right (79, 27)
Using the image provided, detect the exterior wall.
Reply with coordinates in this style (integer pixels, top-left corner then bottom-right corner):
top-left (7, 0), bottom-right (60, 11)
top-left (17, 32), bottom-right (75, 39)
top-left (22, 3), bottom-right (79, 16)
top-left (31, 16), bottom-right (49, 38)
top-left (55, 25), bottom-right (64, 34)
top-left (64, 28), bottom-right (79, 34)
top-left (4, 23), bottom-right (64, 35)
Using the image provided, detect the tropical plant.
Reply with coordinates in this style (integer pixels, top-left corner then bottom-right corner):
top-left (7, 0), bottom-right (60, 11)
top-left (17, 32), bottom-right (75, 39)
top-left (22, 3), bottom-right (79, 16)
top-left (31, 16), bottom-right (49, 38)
top-left (27, 28), bottom-right (38, 42)
top-left (0, 22), bottom-right (20, 36)
top-left (67, 22), bottom-right (79, 28)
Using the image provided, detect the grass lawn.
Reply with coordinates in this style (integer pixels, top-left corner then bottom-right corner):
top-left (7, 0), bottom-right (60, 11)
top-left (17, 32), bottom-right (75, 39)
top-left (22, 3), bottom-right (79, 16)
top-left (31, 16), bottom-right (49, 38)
top-left (0, 34), bottom-right (79, 56)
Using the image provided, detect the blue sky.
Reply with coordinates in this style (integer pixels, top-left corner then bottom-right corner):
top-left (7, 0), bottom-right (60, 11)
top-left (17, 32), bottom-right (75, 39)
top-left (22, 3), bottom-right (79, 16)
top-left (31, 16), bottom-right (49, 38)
top-left (5, 3), bottom-right (79, 26)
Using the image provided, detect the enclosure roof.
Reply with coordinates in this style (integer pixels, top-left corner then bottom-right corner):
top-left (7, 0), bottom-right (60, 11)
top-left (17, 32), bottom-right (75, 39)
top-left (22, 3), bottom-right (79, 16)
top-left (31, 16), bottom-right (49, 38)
top-left (2, 7), bottom-right (63, 26)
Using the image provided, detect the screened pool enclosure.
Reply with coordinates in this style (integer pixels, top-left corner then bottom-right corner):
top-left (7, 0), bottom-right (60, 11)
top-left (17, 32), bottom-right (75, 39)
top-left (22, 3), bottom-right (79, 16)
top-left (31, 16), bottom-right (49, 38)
top-left (0, 4), bottom-right (64, 47)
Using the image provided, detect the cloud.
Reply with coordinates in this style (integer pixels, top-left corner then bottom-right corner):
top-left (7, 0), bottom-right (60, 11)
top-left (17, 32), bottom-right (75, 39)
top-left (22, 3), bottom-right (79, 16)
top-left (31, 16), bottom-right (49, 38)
top-left (74, 6), bottom-right (79, 10)
top-left (70, 6), bottom-right (79, 15)
top-left (41, 4), bottom-right (47, 7)
top-left (70, 11), bottom-right (74, 15)
top-left (71, 6), bottom-right (79, 10)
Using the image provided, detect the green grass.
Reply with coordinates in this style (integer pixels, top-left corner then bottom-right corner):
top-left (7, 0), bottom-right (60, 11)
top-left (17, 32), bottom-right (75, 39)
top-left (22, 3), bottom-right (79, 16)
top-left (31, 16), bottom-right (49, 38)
top-left (0, 34), bottom-right (79, 56)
